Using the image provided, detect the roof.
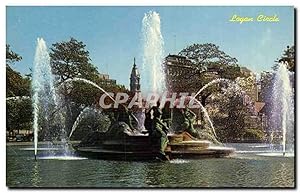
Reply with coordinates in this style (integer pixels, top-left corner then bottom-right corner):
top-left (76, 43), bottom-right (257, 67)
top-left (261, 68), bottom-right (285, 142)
top-left (166, 54), bottom-right (188, 59)
top-left (131, 58), bottom-right (140, 77)
top-left (254, 102), bottom-right (265, 113)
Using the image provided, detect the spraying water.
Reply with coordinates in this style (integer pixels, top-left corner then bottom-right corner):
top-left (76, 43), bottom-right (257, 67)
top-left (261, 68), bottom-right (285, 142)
top-left (142, 11), bottom-right (166, 94)
top-left (6, 96), bottom-right (30, 101)
top-left (191, 98), bottom-right (219, 142)
top-left (31, 38), bottom-right (57, 159)
top-left (63, 78), bottom-right (116, 102)
top-left (189, 78), bottom-right (247, 142)
top-left (271, 62), bottom-right (294, 155)
top-left (61, 78), bottom-right (115, 139)
top-left (62, 77), bottom-right (140, 136)
top-left (191, 78), bottom-right (233, 101)
top-left (69, 106), bottom-right (95, 138)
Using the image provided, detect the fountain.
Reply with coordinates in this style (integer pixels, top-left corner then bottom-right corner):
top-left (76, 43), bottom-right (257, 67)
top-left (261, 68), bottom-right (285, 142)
top-left (69, 106), bottom-right (95, 139)
top-left (189, 78), bottom-right (236, 141)
top-left (189, 77), bottom-right (257, 143)
top-left (68, 106), bottom-right (110, 139)
top-left (6, 96), bottom-right (30, 101)
top-left (270, 62), bottom-right (294, 156)
top-left (72, 11), bottom-right (235, 160)
top-left (188, 97), bottom-right (219, 142)
top-left (191, 78), bottom-right (233, 100)
top-left (141, 11), bottom-right (166, 94)
top-left (29, 39), bottom-right (112, 160)
top-left (63, 77), bottom-right (116, 102)
top-left (31, 38), bottom-right (70, 159)
top-left (61, 77), bottom-right (142, 138)
top-left (32, 38), bottom-right (55, 159)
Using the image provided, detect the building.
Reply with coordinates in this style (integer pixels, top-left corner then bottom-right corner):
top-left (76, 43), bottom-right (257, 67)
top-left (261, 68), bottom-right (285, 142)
top-left (130, 58), bottom-right (141, 93)
top-left (165, 54), bottom-right (194, 67)
top-left (164, 54), bottom-right (202, 92)
top-left (98, 73), bottom-right (117, 86)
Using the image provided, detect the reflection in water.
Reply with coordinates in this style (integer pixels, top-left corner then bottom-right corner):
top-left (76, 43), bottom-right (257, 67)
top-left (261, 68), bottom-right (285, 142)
top-left (38, 156), bottom-right (87, 160)
top-left (31, 162), bottom-right (41, 187)
top-left (144, 163), bottom-right (169, 186)
top-left (7, 144), bottom-right (294, 188)
top-left (169, 159), bottom-right (189, 164)
top-left (271, 162), bottom-right (294, 187)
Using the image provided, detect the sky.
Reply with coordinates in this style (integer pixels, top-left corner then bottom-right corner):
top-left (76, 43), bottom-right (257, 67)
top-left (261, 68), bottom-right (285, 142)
top-left (6, 6), bottom-right (294, 87)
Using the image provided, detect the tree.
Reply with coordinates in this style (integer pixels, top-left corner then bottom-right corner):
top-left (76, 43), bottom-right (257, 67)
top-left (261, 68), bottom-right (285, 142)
top-left (50, 38), bottom-right (97, 130)
top-left (273, 45), bottom-right (295, 72)
top-left (6, 45), bottom-right (32, 133)
top-left (50, 37), bottom-right (98, 83)
top-left (6, 65), bottom-right (31, 97)
top-left (70, 108), bottom-right (111, 140)
top-left (163, 43), bottom-right (248, 134)
top-left (169, 43), bottom-right (244, 107)
top-left (6, 44), bottom-right (22, 65)
top-left (178, 43), bottom-right (238, 70)
top-left (223, 95), bottom-right (248, 141)
top-left (7, 99), bottom-right (32, 134)
top-left (259, 71), bottom-right (274, 113)
top-left (50, 38), bottom-right (128, 135)
top-left (6, 44), bottom-right (30, 97)
top-left (211, 89), bottom-right (263, 142)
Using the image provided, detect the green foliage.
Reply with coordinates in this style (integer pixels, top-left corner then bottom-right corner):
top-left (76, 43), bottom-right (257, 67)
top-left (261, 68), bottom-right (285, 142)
top-left (273, 45), bottom-right (295, 72)
top-left (211, 63), bottom-right (243, 80)
top-left (6, 45), bottom-right (32, 132)
top-left (259, 71), bottom-right (273, 113)
top-left (173, 43), bottom-right (246, 106)
top-left (50, 37), bottom-right (127, 107)
top-left (211, 92), bottom-right (264, 142)
top-left (67, 82), bottom-right (102, 106)
top-left (179, 43), bottom-right (238, 70)
top-left (49, 37), bottom-right (128, 135)
top-left (211, 94), bottom-right (246, 141)
top-left (173, 43), bottom-right (264, 142)
top-left (50, 37), bottom-right (98, 83)
top-left (6, 44), bottom-right (22, 65)
top-left (242, 128), bottom-right (264, 140)
top-left (6, 44), bottom-right (30, 97)
top-left (70, 110), bottom-right (111, 140)
top-left (224, 96), bottom-right (248, 140)
top-left (6, 99), bottom-right (33, 132)
top-left (6, 65), bottom-right (31, 97)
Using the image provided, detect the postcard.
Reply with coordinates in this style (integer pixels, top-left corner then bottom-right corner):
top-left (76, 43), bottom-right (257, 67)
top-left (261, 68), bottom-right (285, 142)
top-left (6, 6), bottom-right (295, 188)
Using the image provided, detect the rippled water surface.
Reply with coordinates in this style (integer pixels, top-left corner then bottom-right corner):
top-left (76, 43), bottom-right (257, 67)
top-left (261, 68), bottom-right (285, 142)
top-left (6, 143), bottom-right (294, 188)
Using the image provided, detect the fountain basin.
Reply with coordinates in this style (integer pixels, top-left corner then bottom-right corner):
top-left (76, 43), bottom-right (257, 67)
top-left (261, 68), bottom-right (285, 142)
top-left (257, 152), bottom-right (294, 157)
top-left (73, 132), bottom-right (235, 161)
top-left (169, 140), bottom-right (211, 151)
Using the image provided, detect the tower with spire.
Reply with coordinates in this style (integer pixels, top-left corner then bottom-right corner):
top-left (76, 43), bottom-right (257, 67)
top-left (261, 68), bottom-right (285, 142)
top-left (130, 58), bottom-right (141, 93)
